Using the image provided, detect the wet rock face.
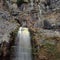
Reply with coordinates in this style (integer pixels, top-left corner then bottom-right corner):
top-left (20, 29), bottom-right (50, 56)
top-left (1, 41), bottom-right (9, 57)
top-left (0, 9), bottom-right (19, 58)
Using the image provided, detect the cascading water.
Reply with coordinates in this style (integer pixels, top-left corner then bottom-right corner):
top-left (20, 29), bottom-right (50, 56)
top-left (30, 0), bottom-right (34, 10)
top-left (14, 27), bottom-right (32, 60)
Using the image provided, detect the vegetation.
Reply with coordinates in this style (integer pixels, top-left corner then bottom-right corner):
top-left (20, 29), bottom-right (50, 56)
top-left (10, 26), bottom-right (19, 46)
top-left (30, 28), bottom-right (60, 60)
top-left (17, 0), bottom-right (29, 6)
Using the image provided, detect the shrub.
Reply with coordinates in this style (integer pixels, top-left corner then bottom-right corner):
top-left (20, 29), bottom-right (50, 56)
top-left (17, 0), bottom-right (24, 6)
top-left (17, 0), bottom-right (29, 6)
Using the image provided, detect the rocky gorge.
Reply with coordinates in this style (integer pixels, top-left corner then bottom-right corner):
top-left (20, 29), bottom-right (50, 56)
top-left (0, 0), bottom-right (60, 60)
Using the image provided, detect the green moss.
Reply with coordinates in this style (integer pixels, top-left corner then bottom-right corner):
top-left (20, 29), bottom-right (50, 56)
top-left (44, 43), bottom-right (56, 53)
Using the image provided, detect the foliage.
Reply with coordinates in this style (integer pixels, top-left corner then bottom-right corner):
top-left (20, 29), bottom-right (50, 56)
top-left (17, 0), bottom-right (27, 6)
top-left (17, 0), bottom-right (24, 6)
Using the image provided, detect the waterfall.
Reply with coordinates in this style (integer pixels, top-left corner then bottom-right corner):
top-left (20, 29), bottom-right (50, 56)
top-left (30, 0), bottom-right (33, 10)
top-left (14, 27), bottom-right (32, 60)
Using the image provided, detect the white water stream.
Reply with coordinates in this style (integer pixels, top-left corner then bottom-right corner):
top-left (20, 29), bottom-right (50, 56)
top-left (14, 27), bottom-right (32, 60)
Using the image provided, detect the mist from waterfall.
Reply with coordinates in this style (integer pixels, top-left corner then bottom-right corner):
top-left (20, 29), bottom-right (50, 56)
top-left (14, 27), bottom-right (32, 60)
